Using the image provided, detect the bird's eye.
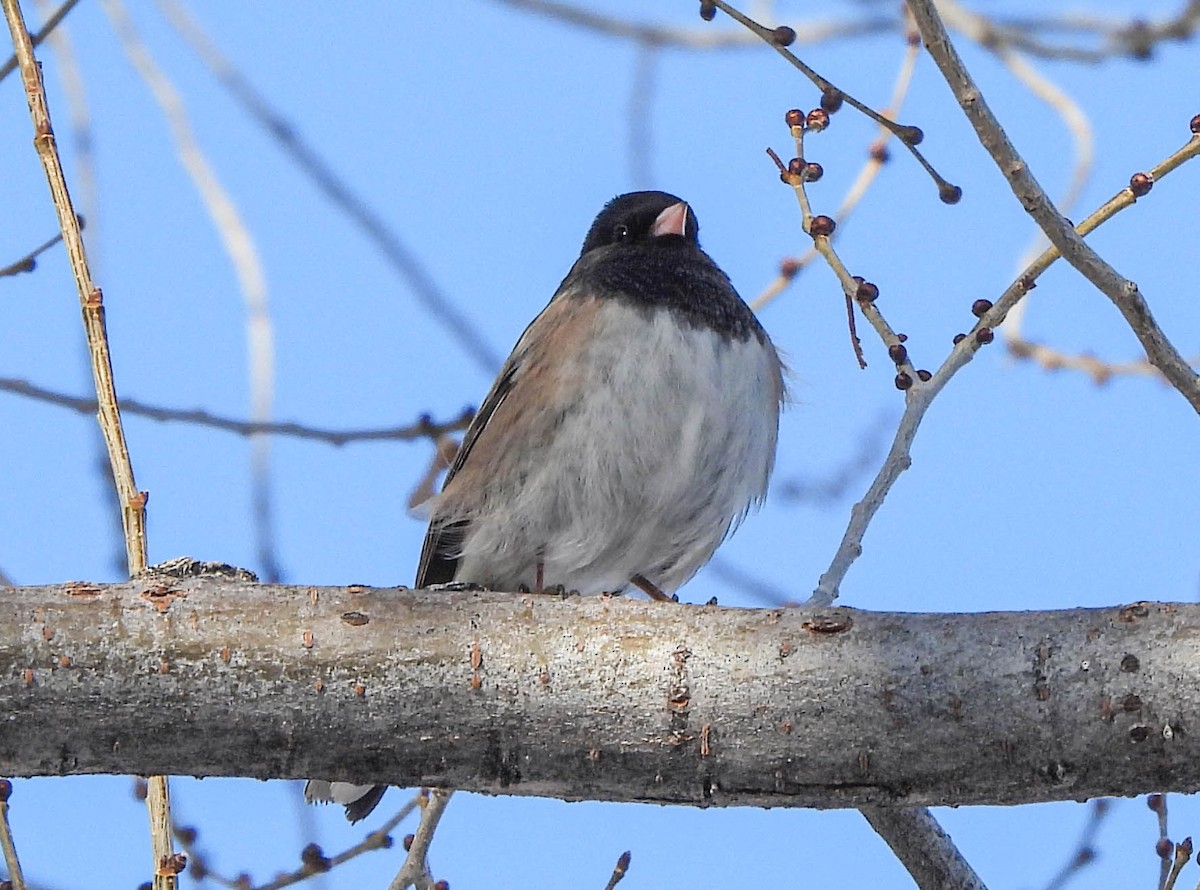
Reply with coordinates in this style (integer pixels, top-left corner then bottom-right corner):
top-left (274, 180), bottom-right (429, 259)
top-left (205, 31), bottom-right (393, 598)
top-left (612, 224), bottom-right (630, 241)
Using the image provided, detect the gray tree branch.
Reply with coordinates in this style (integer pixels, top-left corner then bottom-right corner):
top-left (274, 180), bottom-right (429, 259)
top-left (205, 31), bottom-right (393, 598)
top-left (1, 578), bottom-right (1194, 808)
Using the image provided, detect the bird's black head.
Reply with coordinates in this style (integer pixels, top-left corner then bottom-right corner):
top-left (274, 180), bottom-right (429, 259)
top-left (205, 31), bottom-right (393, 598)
top-left (580, 191), bottom-right (699, 256)
top-left (563, 190), bottom-right (766, 343)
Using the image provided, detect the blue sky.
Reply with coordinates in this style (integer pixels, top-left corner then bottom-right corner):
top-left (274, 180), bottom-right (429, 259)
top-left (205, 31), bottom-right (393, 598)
top-left (2, 1), bottom-right (1198, 887)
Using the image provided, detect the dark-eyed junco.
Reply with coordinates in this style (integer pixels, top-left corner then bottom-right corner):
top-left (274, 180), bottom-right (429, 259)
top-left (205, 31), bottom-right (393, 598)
top-left (305, 190), bottom-right (784, 821)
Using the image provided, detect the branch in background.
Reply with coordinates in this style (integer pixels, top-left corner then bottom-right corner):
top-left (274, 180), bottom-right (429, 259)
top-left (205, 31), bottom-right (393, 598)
top-left (775, 411), bottom-right (892, 508)
top-left (152, 0), bottom-right (502, 375)
top-left (1040, 798), bottom-right (1108, 890)
top-left (627, 41), bottom-right (658, 186)
top-left (0, 0), bottom-right (79, 83)
top-left (966, 5), bottom-right (1200, 62)
top-left (495, 0), bottom-right (895, 48)
top-left (173, 792), bottom-right (422, 890)
top-left (102, 0), bottom-right (282, 582)
top-left (498, 0), bottom-right (1199, 62)
top-left (0, 377), bottom-right (473, 445)
top-left (905, 0), bottom-right (1200, 415)
top-left (0, 221), bottom-right (81, 278)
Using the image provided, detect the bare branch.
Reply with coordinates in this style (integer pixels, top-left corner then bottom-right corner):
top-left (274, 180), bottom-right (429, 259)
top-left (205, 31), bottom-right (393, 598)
top-left (386, 789), bottom-right (453, 890)
top-left (861, 806), bottom-right (987, 890)
top-left (152, 0), bottom-right (503, 374)
top-left (2, 0), bottom-right (149, 574)
top-left (0, 377), bottom-right (473, 446)
top-left (494, 0), bottom-right (895, 48)
top-left (906, 0), bottom-right (1200, 413)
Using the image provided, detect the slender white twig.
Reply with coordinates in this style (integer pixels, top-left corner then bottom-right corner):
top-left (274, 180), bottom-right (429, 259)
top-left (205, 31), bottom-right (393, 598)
top-left (102, 0), bottom-right (280, 580)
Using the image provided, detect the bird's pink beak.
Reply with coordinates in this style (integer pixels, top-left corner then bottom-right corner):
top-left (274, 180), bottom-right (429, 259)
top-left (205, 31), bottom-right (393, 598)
top-left (650, 201), bottom-right (689, 238)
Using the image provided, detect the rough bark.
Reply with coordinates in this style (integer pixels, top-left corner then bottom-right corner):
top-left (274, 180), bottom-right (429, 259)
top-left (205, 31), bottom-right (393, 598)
top-left (1, 578), bottom-right (1194, 808)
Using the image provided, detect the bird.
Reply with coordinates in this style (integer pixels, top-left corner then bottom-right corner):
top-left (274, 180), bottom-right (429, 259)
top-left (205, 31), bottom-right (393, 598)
top-left (305, 190), bottom-right (785, 821)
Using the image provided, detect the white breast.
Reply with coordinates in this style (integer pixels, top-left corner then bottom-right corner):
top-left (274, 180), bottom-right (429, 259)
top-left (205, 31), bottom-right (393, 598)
top-left (453, 300), bottom-right (782, 595)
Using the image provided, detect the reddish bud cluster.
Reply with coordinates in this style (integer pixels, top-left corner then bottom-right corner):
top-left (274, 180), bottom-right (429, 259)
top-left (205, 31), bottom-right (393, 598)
top-left (773, 25), bottom-right (796, 46)
top-left (975, 327), bottom-right (994, 345)
top-left (894, 372), bottom-right (913, 390)
top-left (803, 161), bottom-right (824, 182)
top-left (917, 369), bottom-right (932, 382)
top-left (887, 343), bottom-right (908, 363)
top-left (784, 108), bottom-right (805, 128)
top-left (971, 298), bottom-right (993, 317)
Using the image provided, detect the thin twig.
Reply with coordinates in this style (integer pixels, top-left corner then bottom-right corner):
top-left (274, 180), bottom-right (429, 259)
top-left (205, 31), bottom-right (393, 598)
top-left (1163, 836), bottom-right (1192, 890)
top-left (247, 795), bottom-right (424, 890)
top-left (2, 0), bottom-right (149, 574)
top-left (906, 0), bottom-right (1200, 414)
top-left (708, 0), bottom-right (960, 203)
top-left (1041, 799), bottom-right (1109, 890)
top-left (102, 0), bottom-right (281, 581)
top-left (386, 789), bottom-right (454, 890)
top-left (145, 775), bottom-right (177, 890)
top-left (0, 376), bottom-right (474, 445)
top-left (495, 0), bottom-right (895, 48)
top-left (971, 5), bottom-right (1200, 62)
top-left (152, 0), bottom-right (503, 374)
top-left (1150, 793), bottom-right (1170, 890)
top-left (752, 27), bottom-right (921, 313)
top-left (0, 780), bottom-right (26, 890)
top-left (602, 850), bottom-right (632, 890)
top-left (0, 0), bottom-right (78, 82)
top-left (0, 226), bottom-right (67, 277)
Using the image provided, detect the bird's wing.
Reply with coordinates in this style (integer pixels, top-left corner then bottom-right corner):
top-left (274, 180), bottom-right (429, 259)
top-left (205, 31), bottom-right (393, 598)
top-left (414, 360), bottom-right (519, 587)
top-left (414, 290), bottom-right (598, 588)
